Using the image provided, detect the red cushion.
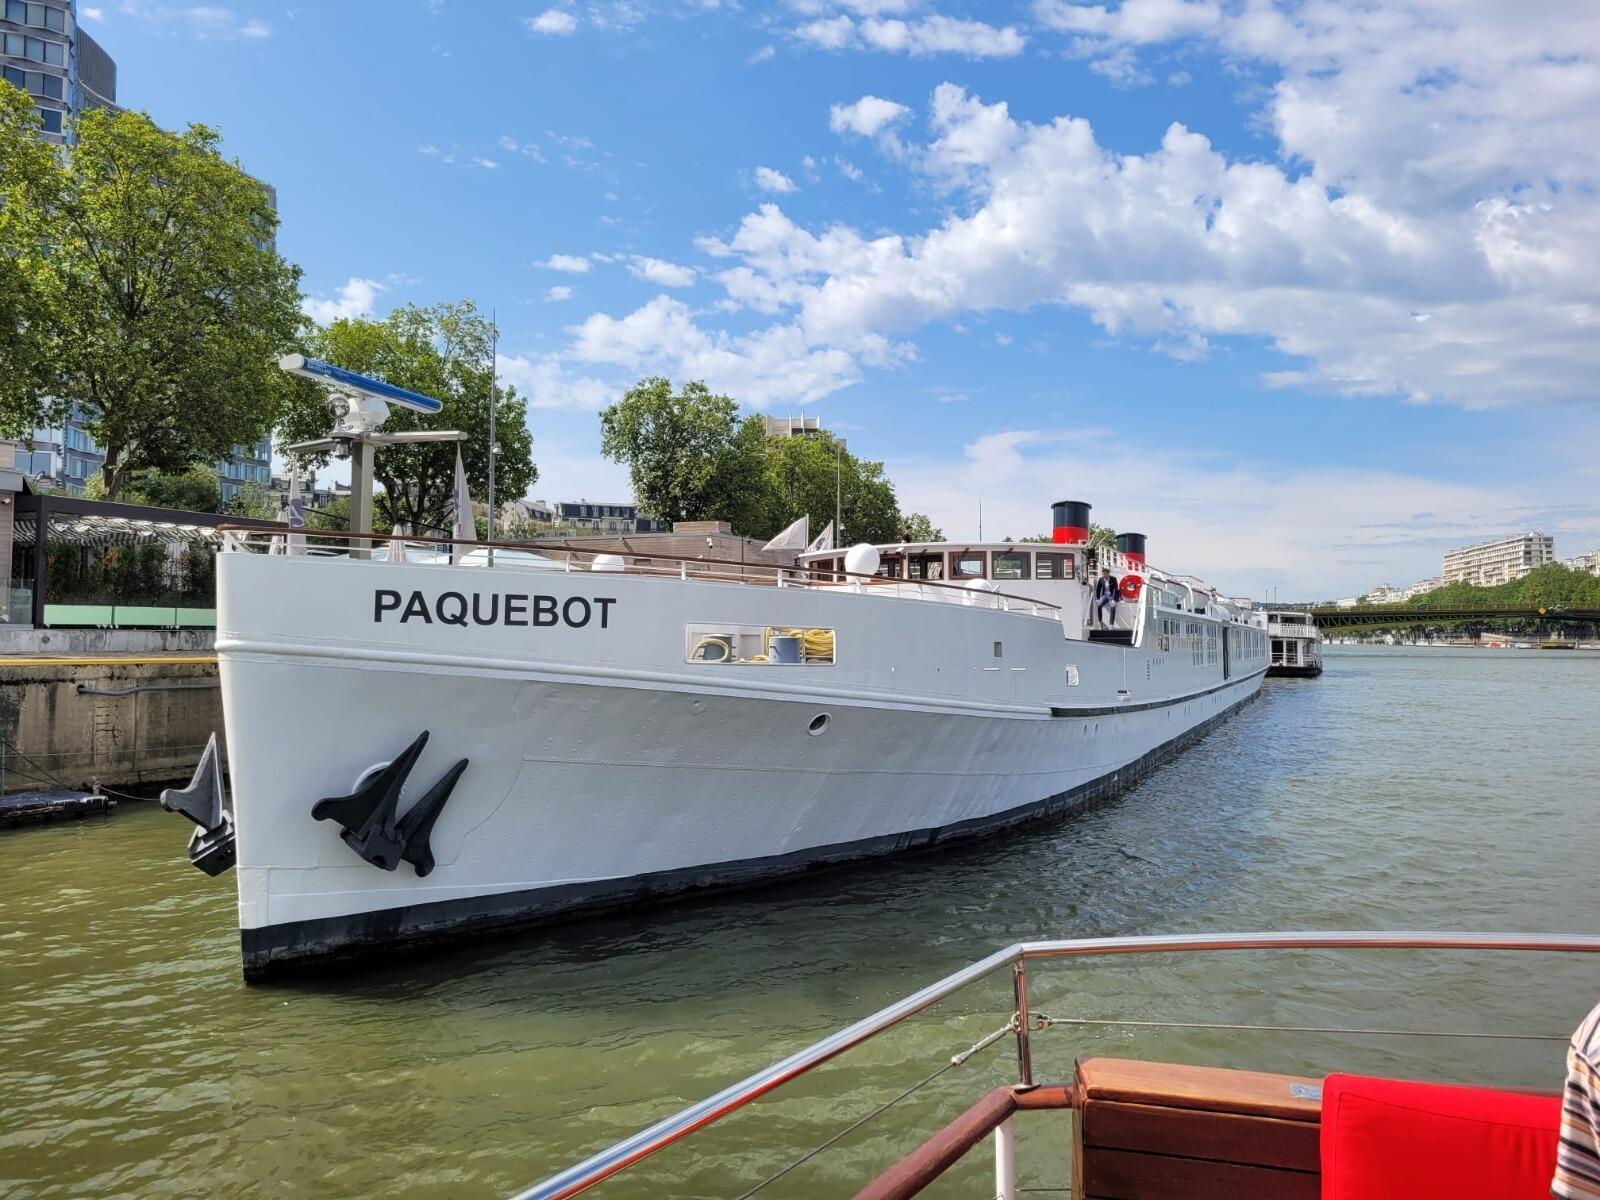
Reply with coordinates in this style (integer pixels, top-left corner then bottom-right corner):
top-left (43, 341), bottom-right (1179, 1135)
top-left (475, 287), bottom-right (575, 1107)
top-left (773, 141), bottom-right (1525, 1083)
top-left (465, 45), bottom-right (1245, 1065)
top-left (1321, 1073), bottom-right (1560, 1199)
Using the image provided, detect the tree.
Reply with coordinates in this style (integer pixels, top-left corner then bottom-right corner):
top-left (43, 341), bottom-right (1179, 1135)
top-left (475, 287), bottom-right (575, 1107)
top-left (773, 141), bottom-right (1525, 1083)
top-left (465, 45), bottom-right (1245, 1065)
top-left (759, 430), bottom-right (902, 544)
top-left (225, 481), bottom-right (279, 520)
top-left (130, 466), bottom-right (223, 512)
top-left (0, 100), bottom-right (305, 497)
top-left (278, 302), bottom-right (536, 534)
top-left (0, 85), bottom-right (61, 419)
top-left (900, 512), bottom-right (943, 542)
top-left (599, 378), bottom-right (765, 530)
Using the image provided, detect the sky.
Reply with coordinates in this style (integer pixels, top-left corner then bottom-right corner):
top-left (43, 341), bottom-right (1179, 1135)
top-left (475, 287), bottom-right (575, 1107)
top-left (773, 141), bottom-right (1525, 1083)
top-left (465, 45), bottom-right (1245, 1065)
top-left (77, 0), bottom-right (1600, 599)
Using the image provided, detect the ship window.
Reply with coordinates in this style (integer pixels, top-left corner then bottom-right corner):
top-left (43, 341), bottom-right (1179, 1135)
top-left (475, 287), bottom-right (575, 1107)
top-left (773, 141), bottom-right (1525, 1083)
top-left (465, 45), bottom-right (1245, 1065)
top-left (1035, 552), bottom-right (1074, 580)
top-left (991, 551), bottom-right (1030, 580)
top-left (685, 623), bottom-right (836, 665)
top-left (908, 553), bottom-right (945, 581)
top-left (875, 555), bottom-right (903, 578)
top-left (950, 551), bottom-right (986, 579)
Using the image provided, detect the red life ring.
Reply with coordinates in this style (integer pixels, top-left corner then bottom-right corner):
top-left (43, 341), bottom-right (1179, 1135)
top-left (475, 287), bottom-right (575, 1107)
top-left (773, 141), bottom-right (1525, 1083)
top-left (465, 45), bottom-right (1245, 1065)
top-left (1119, 574), bottom-right (1143, 601)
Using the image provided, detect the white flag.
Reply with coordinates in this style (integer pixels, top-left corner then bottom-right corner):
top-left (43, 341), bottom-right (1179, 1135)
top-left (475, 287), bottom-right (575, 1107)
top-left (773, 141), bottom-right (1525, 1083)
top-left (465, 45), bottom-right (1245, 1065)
top-left (286, 472), bottom-right (306, 556)
top-left (806, 521), bottom-right (834, 553)
top-left (762, 515), bottom-right (809, 553)
top-left (451, 450), bottom-right (476, 564)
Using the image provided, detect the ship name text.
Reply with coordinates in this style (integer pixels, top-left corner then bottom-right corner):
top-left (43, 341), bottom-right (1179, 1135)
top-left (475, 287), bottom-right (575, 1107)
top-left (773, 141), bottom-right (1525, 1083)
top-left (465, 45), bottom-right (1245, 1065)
top-left (374, 588), bottom-right (617, 629)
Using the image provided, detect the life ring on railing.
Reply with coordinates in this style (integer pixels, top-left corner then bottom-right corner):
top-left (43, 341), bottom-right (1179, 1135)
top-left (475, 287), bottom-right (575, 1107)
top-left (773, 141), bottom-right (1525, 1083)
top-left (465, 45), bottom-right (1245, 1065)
top-left (1119, 574), bottom-right (1144, 601)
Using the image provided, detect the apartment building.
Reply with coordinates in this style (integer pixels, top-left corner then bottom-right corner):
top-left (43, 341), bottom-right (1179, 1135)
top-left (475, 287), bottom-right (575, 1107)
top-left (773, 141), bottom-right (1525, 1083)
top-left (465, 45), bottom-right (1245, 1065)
top-left (1442, 533), bottom-right (1555, 587)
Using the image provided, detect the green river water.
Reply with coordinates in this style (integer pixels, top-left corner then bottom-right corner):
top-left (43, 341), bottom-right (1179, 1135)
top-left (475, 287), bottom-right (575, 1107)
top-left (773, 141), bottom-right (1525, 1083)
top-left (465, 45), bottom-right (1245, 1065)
top-left (2, 646), bottom-right (1598, 1198)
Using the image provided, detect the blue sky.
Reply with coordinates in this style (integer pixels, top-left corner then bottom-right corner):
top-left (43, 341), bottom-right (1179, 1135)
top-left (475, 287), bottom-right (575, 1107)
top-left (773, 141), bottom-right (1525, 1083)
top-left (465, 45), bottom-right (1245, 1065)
top-left (81, 0), bottom-right (1600, 598)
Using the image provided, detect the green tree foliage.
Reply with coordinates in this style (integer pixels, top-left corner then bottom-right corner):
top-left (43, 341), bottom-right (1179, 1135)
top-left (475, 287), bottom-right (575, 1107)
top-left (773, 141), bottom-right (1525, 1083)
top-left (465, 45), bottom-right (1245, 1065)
top-left (759, 430), bottom-right (901, 543)
top-left (122, 466), bottom-right (222, 512)
top-left (599, 378), bottom-right (766, 528)
top-left (0, 86), bottom-right (61, 413)
top-left (225, 481), bottom-right (279, 520)
top-left (278, 302), bottom-right (536, 534)
top-left (0, 97), bottom-right (305, 497)
top-left (600, 377), bottom-right (909, 541)
top-left (898, 512), bottom-right (944, 542)
top-left (1406, 564), bottom-right (1600, 608)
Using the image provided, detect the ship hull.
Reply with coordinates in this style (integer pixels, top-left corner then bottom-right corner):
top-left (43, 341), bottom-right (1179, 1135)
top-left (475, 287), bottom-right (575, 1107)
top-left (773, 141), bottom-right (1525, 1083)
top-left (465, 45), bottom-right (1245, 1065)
top-left (216, 553), bottom-right (1266, 979)
top-left (1267, 663), bottom-right (1323, 678)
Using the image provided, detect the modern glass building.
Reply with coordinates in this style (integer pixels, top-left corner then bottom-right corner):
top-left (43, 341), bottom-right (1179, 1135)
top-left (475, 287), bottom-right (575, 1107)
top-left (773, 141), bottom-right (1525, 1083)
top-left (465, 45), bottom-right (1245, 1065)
top-left (1, 0), bottom-right (118, 143)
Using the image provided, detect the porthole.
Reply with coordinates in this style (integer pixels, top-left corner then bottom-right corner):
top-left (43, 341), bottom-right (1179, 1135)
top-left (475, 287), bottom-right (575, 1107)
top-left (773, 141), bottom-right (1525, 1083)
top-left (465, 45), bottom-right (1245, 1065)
top-left (808, 712), bottom-right (831, 736)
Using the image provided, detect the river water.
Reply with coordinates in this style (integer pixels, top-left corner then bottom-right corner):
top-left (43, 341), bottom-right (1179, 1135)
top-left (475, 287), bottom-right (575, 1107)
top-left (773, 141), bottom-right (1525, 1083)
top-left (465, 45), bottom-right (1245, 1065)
top-left (3, 646), bottom-right (1598, 1199)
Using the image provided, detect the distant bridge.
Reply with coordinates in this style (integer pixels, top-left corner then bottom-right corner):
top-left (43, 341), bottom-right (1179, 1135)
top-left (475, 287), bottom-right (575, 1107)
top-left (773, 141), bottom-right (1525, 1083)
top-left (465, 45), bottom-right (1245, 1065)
top-left (1301, 604), bottom-right (1600, 631)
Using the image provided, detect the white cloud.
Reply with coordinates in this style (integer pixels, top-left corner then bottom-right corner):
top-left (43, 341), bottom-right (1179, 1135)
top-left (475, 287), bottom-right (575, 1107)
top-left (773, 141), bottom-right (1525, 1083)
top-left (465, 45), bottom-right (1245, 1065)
top-left (796, 12), bottom-right (1024, 57)
top-left (538, 254), bottom-right (592, 273)
top-left (526, 7), bottom-right (577, 34)
top-left (496, 353), bottom-right (614, 410)
top-left (545, 285), bottom-right (574, 301)
top-left (747, 44), bottom-right (775, 63)
top-left (418, 144), bottom-right (500, 169)
top-left (628, 256), bottom-right (698, 287)
top-left (862, 15), bottom-right (1025, 56)
top-left (1035, 0), bottom-right (1220, 44)
top-left (829, 94), bottom-right (911, 138)
top-left (80, 5), bottom-right (104, 17)
top-left (567, 296), bottom-right (862, 406)
top-left (835, 157), bottom-right (865, 182)
top-left (498, 134), bottom-right (547, 162)
top-left (695, 44), bottom-right (1600, 411)
top-left (114, 3), bottom-right (271, 40)
top-left (1089, 46), bottom-right (1153, 87)
top-left (754, 166), bottom-right (797, 193)
top-left (795, 14), bottom-right (856, 49)
top-left (302, 277), bottom-right (385, 325)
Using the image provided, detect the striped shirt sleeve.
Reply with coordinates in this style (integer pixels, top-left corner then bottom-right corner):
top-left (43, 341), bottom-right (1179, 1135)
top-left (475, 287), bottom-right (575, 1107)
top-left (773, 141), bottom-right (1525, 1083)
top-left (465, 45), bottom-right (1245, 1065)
top-left (1555, 1001), bottom-right (1600, 1199)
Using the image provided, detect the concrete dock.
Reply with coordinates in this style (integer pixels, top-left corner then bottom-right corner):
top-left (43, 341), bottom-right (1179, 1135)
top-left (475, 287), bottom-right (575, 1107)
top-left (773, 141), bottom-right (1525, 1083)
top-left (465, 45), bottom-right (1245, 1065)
top-left (0, 637), bottom-right (221, 796)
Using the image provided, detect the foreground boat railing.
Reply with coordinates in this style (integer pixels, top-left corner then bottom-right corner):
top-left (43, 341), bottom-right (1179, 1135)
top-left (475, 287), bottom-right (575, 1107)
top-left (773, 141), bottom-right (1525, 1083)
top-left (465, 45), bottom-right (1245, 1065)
top-left (510, 930), bottom-right (1600, 1200)
top-left (216, 525), bottom-right (1067, 619)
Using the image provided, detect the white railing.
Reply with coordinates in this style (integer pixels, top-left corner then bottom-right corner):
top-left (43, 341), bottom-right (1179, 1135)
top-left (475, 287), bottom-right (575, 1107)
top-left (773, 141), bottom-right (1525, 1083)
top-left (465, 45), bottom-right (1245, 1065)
top-left (218, 527), bottom-right (1067, 622)
top-left (1269, 622), bottom-right (1318, 639)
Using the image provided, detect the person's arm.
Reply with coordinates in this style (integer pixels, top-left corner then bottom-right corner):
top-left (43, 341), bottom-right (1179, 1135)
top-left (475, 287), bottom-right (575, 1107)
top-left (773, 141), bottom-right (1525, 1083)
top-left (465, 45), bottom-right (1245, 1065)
top-left (1554, 1005), bottom-right (1600, 1198)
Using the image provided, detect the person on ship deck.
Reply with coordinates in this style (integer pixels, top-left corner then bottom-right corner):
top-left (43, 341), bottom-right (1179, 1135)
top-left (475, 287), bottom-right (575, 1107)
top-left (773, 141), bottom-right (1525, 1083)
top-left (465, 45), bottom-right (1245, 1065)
top-left (1093, 568), bottom-right (1118, 629)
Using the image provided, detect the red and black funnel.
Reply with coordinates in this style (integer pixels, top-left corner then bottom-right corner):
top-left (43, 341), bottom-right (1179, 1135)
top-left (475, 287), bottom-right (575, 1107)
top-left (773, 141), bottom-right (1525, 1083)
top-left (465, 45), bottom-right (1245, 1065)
top-left (1115, 532), bottom-right (1146, 566)
top-left (1051, 500), bottom-right (1091, 545)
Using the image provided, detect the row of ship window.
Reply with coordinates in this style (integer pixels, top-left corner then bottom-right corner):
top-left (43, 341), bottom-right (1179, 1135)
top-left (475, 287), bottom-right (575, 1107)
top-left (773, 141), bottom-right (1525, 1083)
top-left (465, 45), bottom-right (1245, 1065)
top-left (814, 549), bottom-right (1079, 583)
top-left (2, 29), bottom-right (65, 64)
top-left (3, 62), bottom-right (61, 97)
top-left (1157, 618), bottom-right (1266, 665)
top-left (3, 1), bottom-right (65, 32)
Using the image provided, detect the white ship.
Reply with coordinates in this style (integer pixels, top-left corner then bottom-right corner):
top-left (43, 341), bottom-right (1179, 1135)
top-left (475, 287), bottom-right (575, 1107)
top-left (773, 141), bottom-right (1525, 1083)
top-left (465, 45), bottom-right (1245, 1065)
top-left (162, 498), bottom-right (1269, 980)
top-left (157, 361), bottom-right (1269, 979)
top-left (1266, 609), bottom-right (1324, 677)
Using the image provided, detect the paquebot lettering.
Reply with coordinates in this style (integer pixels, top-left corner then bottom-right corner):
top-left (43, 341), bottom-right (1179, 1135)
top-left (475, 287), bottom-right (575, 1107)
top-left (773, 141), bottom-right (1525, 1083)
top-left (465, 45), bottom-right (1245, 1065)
top-left (374, 589), bottom-right (617, 629)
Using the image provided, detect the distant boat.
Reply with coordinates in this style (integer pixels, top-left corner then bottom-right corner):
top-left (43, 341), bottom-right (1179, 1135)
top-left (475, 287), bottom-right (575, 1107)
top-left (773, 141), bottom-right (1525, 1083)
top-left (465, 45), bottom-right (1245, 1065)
top-left (1265, 610), bottom-right (1323, 677)
top-left (1540, 639), bottom-right (1575, 649)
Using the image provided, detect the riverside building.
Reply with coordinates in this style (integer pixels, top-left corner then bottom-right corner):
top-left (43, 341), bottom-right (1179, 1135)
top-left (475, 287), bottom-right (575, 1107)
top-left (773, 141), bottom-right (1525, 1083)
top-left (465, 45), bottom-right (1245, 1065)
top-left (1442, 533), bottom-right (1555, 587)
top-left (1, 0), bottom-right (118, 145)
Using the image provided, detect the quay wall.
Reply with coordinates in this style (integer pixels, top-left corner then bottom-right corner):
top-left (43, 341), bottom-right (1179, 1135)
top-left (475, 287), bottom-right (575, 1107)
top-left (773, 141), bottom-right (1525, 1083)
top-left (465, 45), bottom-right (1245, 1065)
top-left (0, 655), bottom-right (221, 795)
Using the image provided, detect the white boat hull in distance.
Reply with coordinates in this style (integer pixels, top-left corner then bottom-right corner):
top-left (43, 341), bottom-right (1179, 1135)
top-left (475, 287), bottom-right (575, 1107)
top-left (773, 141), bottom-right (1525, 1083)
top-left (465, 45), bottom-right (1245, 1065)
top-left (215, 546), bottom-right (1267, 979)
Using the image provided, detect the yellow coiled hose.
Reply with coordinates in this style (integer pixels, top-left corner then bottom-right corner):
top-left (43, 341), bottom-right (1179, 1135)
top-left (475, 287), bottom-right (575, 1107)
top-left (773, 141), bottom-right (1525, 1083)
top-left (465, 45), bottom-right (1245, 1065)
top-left (769, 627), bottom-right (836, 662)
top-left (690, 628), bottom-right (836, 664)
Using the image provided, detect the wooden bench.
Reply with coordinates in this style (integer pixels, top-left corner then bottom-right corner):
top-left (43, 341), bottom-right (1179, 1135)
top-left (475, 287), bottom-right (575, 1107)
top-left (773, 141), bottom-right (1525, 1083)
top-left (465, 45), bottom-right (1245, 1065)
top-left (1074, 1057), bottom-right (1322, 1199)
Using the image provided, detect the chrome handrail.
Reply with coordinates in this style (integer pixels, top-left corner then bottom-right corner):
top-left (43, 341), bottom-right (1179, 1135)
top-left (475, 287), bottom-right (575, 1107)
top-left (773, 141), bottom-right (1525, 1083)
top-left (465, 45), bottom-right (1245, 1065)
top-left (510, 930), bottom-right (1600, 1200)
